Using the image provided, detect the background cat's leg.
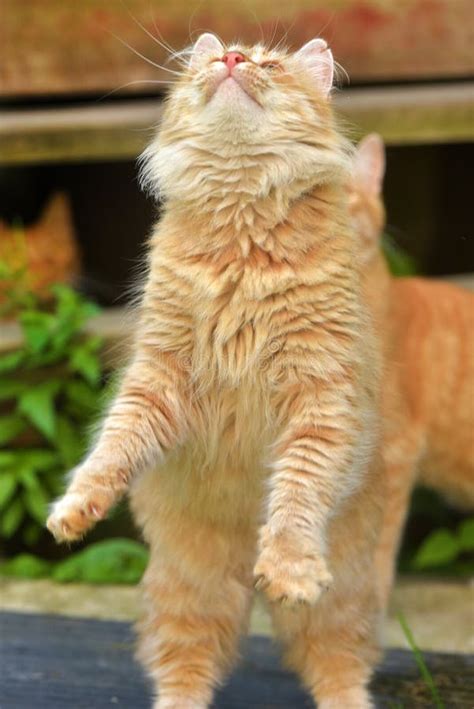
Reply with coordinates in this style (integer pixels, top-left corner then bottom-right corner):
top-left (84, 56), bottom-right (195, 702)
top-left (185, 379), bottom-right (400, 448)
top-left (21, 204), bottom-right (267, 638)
top-left (133, 483), bottom-right (255, 709)
top-left (268, 483), bottom-right (383, 709)
top-left (374, 434), bottom-right (421, 609)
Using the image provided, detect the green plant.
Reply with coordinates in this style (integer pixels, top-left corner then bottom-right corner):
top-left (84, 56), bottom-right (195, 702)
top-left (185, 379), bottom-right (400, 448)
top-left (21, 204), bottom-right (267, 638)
top-left (382, 232), bottom-right (417, 277)
top-left (410, 517), bottom-right (474, 573)
top-left (398, 612), bottom-right (445, 709)
top-left (1, 539), bottom-right (148, 584)
top-left (0, 282), bottom-right (105, 546)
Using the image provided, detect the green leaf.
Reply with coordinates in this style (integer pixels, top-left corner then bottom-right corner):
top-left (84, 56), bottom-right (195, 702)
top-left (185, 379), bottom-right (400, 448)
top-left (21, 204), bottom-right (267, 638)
top-left (0, 472), bottom-right (17, 510)
top-left (22, 486), bottom-right (49, 525)
top-left (18, 465), bottom-right (40, 490)
top-left (69, 342), bottom-right (102, 386)
top-left (0, 413), bottom-right (27, 445)
top-left (18, 449), bottom-right (60, 471)
top-left (64, 380), bottom-right (99, 417)
top-left (55, 415), bottom-right (85, 467)
top-left (20, 311), bottom-right (55, 354)
top-left (23, 522), bottom-right (43, 546)
top-left (17, 380), bottom-right (62, 440)
top-left (0, 350), bottom-right (24, 375)
top-left (1, 497), bottom-right (24, 537)
top-left (0, 452), bottom-right (18, 468)
top-left (382, 233), bottom-right (417, 277)
top-left (1, 553), bottom-right (52, 579)
top-left (0, 380), bottom-right (27, 402)
top-left (52, 538), bottom-right (149, 584)
top-left (412, 528), bottom-right (460, 570)
top-left (458, 517), bottom-right (474, 552)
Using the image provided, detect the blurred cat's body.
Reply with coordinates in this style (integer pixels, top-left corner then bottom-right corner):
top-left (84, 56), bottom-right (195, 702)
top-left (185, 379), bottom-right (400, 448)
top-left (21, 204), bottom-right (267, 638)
top-left (351, 134), bottom-right (474, 606)
top-left (0, 193), bottom-right (80, 311)
top-left (48, 37), bottom-right (385, 709)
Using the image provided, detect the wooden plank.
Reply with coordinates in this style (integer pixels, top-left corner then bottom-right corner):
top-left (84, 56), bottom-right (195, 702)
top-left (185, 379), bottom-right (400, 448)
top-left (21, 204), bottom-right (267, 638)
top-left (0, 100), bottom-right (163, 165)
top-left (2, 0), bottom-right (473, 98)
top-left (0, 307), bottom-right (131, 369)
top-left (1, 611), bottom-right (472, 707)
top-left (1, 83), bottom-right (473, 166)
top-left (337, 83), bottom-right (474, 146)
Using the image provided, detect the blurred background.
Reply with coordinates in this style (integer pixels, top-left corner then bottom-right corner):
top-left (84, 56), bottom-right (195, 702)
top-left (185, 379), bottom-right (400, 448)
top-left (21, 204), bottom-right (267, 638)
top-left (0, 0), bottom-right (473, 652)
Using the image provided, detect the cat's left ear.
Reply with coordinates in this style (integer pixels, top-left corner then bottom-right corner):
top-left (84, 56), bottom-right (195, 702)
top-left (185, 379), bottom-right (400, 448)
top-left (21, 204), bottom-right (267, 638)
top-left (354, 134), bottom-right (386, 196)
top-left (189, 33), bottom-right (224, 70)
top-left (295, 39), bottom-right (334, 96)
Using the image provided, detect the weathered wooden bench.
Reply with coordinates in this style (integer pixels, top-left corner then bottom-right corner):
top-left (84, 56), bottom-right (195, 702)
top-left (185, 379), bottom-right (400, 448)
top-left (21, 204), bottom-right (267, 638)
top-left (1, 611), bottom-right (472, 707)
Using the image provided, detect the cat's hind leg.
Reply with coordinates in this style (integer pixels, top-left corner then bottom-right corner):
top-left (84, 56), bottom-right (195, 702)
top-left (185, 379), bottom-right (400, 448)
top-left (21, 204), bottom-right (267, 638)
top-left (269, 582), bottom-right (380, 709)
top-left (135, 512), bottom-right (255, 709)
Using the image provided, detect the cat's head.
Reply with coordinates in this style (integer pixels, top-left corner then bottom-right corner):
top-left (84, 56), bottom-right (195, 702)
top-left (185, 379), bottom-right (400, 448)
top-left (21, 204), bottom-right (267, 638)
top-left (140, 34), bottom-right (352, 203)
top-left (349, 133), bottom-right (386, 262)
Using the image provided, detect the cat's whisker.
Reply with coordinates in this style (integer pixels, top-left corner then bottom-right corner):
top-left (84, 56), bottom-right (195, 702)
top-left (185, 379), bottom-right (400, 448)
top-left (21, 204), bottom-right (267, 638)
top-left (149, 7), bottom-right (177, 56)
top-left (167, 47), bottom-right (195, 69)
top-left (241, 0), bottom-right (266, 46)
top-left (121, 1), bottom-right (178, 62)
top-left (334, 60), bottom-right (350, 86)
top-left (108, 30), bottom-right (183, 76)
top-left (314, 13), bottom-right (337, 45)
top-left (99, 80), bottom-right (173, 101)
top-left (272, 19), bottom-right (297, 54)
top-left (266, 18), bottom-right (281, 53)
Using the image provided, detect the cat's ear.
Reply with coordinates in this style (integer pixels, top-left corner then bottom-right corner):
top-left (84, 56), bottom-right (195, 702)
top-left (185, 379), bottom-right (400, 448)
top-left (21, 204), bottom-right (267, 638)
top-left (295, 39), bottom-right (334, 96)
top-left (41, 193), bottom-right (71, 228)
top-left (354, 134), bottom-right (386, 196)
top-left (189, 33), bottom-right (224, 70)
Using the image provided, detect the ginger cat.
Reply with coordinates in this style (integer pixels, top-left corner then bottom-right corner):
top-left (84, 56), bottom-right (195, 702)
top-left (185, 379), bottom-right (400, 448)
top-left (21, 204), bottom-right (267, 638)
top-left (48, 36), bottom-right (384, 708)
top-left (351, 133), bottom-right (474, 607)
top-left (0, 192), bottom-right (80, 311)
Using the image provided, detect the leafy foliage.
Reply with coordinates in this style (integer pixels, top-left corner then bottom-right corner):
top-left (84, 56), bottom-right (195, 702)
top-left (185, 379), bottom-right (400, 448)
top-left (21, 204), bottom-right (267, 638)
top-left (382, 232), bottom-right (417, 276)
top-left (52, 539), bottom-right (149, 584)
top-left (1, 539), bottom-right (148, 585)
top-left (0, 282), bottom-right (105, 546)
top-left (411, 518), bottom-right (474, 572)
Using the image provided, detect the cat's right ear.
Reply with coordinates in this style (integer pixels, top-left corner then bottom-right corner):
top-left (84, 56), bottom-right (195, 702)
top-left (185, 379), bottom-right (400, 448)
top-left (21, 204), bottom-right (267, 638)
top-left (189, 33), bottom-right (224, 70)
top-left (295, 39), bottom-right (334, 96)
top-left (354, 134), bottom-right (386, 196)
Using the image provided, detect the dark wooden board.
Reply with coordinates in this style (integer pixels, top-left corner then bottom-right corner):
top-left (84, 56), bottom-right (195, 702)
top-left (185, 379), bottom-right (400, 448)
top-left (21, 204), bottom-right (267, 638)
top-left (0, 611), bottom-right (472, 707)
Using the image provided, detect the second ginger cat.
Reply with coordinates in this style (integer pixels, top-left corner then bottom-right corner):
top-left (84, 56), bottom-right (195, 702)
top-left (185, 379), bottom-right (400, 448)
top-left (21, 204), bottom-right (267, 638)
top-left (351, 133), bottom-right (474, 607)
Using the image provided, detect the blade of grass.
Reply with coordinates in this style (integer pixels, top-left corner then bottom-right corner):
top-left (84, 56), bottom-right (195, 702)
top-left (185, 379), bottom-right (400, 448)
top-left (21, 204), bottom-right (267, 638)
top-left (397, 611), bottom-right (445, 709)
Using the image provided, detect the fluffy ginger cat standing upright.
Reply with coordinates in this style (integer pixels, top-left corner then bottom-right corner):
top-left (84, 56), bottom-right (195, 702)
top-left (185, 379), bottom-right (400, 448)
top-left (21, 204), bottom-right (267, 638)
top-left (351, 134), bottom-right (474, 606)
top-left (47, 35), bottom-right (384, 709)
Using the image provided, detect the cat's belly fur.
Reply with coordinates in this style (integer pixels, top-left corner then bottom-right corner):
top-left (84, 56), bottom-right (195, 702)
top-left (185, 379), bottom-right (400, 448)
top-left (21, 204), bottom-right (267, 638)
top-left (130, 376), bottom-right (274, 541)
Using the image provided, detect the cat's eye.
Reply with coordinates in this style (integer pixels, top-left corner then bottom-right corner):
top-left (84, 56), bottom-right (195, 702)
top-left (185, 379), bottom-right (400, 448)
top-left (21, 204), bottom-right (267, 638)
top-left (261, 61), bottom-right (280, 70)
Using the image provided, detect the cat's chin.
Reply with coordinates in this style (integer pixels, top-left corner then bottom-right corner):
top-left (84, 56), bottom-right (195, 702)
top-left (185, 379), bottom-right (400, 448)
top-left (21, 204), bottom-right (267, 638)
top-left (211, 76), bottom-right (261, 112)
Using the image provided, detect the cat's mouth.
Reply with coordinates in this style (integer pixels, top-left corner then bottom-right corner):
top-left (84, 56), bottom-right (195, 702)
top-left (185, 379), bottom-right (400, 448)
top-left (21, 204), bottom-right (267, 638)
top-left (213, 74), bottom-right (261, 108)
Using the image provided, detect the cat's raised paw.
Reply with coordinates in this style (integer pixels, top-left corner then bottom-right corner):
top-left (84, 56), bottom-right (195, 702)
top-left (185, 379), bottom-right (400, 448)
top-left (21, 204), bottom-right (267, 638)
top-left (253, 537), bottom-right (333, 607)
top-left (46, 489), bottom-right (111, 543)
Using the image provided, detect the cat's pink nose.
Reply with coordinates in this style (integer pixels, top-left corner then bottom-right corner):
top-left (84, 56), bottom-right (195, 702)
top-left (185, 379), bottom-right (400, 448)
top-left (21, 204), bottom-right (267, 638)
top-left (221, 52), bottom-right (245, 72)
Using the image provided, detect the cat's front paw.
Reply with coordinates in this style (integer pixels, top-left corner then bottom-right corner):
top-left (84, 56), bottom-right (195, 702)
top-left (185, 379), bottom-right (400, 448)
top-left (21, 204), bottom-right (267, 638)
top-left (46, 484), bottom-right (114, 543)
top-left (253, 529), bottom-right (333, 607)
